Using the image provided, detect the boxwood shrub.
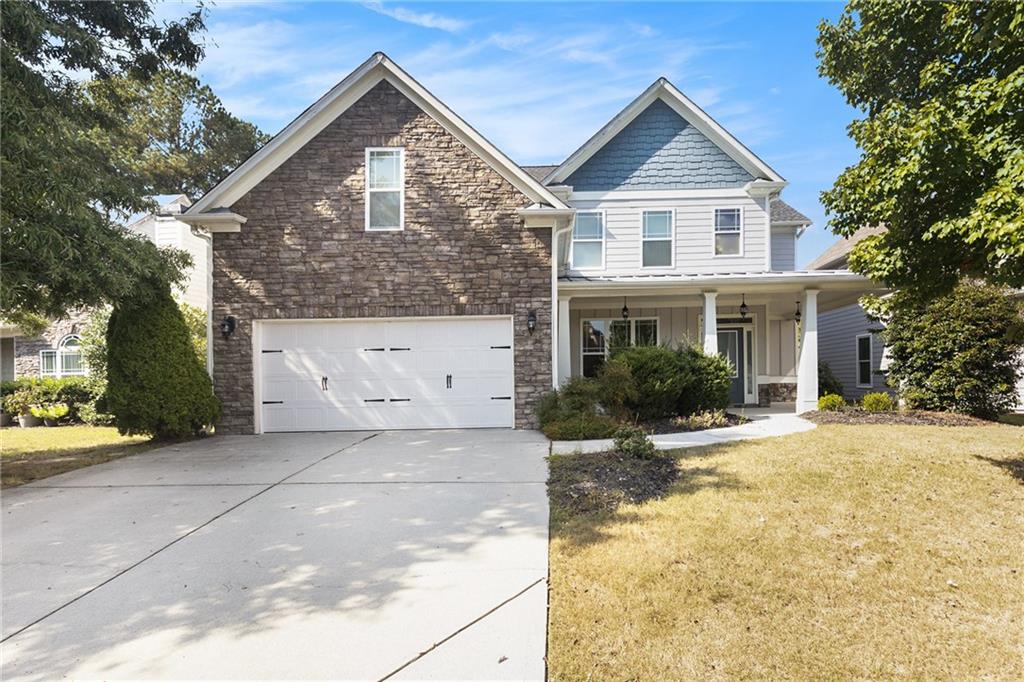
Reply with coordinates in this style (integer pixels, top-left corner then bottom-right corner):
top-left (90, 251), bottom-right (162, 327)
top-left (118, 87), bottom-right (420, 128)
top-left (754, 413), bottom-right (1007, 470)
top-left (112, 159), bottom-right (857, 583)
top-left (817, 394), bottom-right (845, 411)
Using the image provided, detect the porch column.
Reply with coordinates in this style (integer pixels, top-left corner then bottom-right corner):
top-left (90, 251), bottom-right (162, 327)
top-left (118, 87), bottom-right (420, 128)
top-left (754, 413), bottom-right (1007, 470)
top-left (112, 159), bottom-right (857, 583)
top-left (557, 297), bottom-right (571, 386)
top-left (703, 291), bottom-right (718, 354)
top-left (796, 289), bottom-right (819, 414)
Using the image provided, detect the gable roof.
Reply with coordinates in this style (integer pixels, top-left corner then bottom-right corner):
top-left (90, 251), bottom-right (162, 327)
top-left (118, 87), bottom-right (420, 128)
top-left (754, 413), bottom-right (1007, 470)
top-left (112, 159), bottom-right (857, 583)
top-left (188, 53), bottom-right (568, 216)
top-left (544, 78), bottom-right (785, 186)
top-left (771, 199), bottom-right (811, 226)
top-left (807, 225), bottom-right (886, 270)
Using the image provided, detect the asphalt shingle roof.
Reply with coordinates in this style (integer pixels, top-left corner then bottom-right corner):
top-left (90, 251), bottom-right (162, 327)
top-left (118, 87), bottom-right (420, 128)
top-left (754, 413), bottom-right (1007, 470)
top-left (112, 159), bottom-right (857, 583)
top-left (521, 165), bottom-right (558, 182)
top-left (807, 225), bottom-right (887, 270)
top-left (770, 199), bottom-right (811, 225)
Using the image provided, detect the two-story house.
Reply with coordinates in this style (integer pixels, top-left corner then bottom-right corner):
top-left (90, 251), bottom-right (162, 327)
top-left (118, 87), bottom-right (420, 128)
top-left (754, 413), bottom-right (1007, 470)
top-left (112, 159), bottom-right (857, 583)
top-left (181, 53), bottom-right (879, 435)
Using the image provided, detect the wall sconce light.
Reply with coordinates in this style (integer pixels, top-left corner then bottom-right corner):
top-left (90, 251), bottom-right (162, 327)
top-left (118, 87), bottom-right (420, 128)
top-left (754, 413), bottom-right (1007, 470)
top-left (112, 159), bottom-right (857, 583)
top-left (527, 310), bottom-right (537, 334)
top-left (220, 315), bottom-right (237, 338)
top-left (739, 294), bottom-right (749, 320)
top-left (621, 298), bottom-right (630, 320)
top-left (794, 301), bottom-right (801, 323)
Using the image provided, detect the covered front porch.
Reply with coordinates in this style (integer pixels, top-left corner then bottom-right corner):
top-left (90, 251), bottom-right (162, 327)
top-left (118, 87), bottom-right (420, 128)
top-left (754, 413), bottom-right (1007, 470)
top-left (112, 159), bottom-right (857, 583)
top-left (554, 271), bottom-right (881, 414)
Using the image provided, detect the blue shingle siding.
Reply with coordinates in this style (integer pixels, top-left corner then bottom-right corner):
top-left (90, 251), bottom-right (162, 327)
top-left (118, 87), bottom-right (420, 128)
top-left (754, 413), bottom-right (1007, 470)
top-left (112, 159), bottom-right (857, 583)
top-left (565, 99), bottom-right (754, 191)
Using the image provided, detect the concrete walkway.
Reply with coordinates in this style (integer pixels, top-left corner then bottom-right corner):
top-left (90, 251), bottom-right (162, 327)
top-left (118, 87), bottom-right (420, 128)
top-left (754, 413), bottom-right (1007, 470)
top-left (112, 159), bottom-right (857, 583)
top-left (551, 406), bottom-right (816, 454)
top-left (1, 429), bottom-right (549, 681)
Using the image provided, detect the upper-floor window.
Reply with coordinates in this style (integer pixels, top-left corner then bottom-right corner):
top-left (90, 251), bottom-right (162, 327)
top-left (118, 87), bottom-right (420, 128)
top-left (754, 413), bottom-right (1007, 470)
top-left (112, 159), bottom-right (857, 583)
top-left (571, 212), bottom-right (604, 269)
top-left (856, 334), bottom-right (872, 387)
top-left (714, 208), bottom-right (742, 256)
top-left (41, 334), bottom-right (85, 378)
top-left (366, 148), bottom-right (404, 231)
top-left (641, 210), bottom-right (673, 267)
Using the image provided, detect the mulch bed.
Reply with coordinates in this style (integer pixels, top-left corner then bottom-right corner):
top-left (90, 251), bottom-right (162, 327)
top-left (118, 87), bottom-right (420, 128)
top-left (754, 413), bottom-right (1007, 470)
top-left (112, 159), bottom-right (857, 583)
top-left (803, 409), bottom-right (989, 427)
top-left (548, 450), bottom-right (679, 516)
top-left (644, 411), bottom-right (748, 435)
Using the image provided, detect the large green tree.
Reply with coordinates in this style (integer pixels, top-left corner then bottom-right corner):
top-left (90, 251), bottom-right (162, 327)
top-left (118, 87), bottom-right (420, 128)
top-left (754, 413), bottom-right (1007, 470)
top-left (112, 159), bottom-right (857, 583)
top-left (818, 1), bottom-right (1024, 298)
top-left (1, 1), bottom-right (206, 326)
top-left (88, 69), bottom-right (269, 198)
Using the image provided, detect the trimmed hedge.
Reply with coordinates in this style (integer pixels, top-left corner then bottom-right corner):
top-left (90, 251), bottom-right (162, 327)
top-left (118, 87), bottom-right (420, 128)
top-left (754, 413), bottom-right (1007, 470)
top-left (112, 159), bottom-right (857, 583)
top-left (862, 392), bottom-right (895, 412)
top-left (106, 286), bottom-right (220, 438)
top-left (818, 394), bottom-right (845, 411)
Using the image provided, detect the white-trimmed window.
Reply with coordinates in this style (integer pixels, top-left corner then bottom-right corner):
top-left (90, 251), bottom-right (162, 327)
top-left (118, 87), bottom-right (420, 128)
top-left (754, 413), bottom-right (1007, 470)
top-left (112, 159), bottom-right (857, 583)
top-left (641, 210), bottom-right (673, 267)
top-left (40, 335), bottom-right (86, 378)
top-left (580, 318), bottom-right (659, 377)
top-left (365, 148), bottom-right (404, 231)
top-left (856, 334), bottom-right (872, 387)
top-left (571, 211), bottom-right (604, 269)
top-left (714, 208), bottom-right (742, 256)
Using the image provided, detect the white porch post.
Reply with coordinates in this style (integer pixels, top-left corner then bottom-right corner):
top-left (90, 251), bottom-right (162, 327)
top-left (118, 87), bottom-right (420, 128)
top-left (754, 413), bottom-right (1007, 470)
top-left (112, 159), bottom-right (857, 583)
top-left (796, 288), bottom-right (819, 414)
top-left (703, 291), bottom-right (718, 354)
top-left (557, 297), bottom-right (571, 386)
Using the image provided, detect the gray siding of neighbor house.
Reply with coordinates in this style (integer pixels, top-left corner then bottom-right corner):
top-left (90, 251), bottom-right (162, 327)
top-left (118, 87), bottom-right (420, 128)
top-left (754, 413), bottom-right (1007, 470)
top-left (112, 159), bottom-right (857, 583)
top-left (818, 302), bottom-right (888, 401)
top-left (565, 99), bottom-right (754, 191)
top-left (770, 225), bottom-right (797, 271)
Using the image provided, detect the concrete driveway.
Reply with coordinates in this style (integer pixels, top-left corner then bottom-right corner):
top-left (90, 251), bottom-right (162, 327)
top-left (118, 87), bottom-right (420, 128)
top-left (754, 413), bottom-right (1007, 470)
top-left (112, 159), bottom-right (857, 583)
top-left (1, 429), bottom-right (550, 681)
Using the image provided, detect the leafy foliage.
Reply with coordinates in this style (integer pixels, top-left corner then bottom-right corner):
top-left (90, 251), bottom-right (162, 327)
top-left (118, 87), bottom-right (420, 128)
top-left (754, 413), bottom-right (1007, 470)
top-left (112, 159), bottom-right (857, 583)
top-left (106, 285), bottom-right (219, 438)
top-left (87, 69), bottom-right (268, 198)
top-left (817, 1), bottom-right (1024, 296)
top-left (542, 414), bottom-right (620, 441)
top-left (608, 346), bottom-right (686, 421)
top-left (30, 403), bottom-right (69, 422)
top-left (0, 1), bottom-right (205, 323)
top-left (672, 409), bottom-right (730, 431)
top-left (613, 425), bottom-right (657, 460)
top-left (818, 394), bottom-right (846, 412)
top-left (594, 361), bottom-right (638, 421)
top-left (674, 344), bottom-right (733, 416)
top-left (865, 284), bottom-right (1023, 418)
top-left (818, 361), bottom-right (844, 398)
top-left (862, 392), bottom-right (895, 412)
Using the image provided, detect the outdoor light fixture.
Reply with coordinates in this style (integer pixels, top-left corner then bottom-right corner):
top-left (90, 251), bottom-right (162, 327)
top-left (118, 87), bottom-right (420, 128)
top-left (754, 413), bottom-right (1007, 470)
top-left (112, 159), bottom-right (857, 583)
top-left (621, 298), bottom-right (630, 320)
top-left (739, 294), bottom-right (749, 320)
top-left (794, 301), bottom-right (802, 323)
top-left (220, 315), bottom-right (237, 338)
top-left (527, 310), bottom-right (537, 334)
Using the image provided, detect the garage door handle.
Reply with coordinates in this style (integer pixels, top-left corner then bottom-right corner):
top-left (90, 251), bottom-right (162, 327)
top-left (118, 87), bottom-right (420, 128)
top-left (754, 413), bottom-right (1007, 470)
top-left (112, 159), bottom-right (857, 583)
top-left (446, 374), bottom-right (452, 389)
top-left (321, 376), bottom-right (328, 391)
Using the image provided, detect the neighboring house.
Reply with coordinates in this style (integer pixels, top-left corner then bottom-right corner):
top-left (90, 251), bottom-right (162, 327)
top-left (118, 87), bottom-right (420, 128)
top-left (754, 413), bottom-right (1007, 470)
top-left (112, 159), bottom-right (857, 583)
top-left (807, 226), bottom-right (890, 401)
top-left (0, 194), bottom-right (206, 381)
top-left (182, 52), bottom-right (879, 435)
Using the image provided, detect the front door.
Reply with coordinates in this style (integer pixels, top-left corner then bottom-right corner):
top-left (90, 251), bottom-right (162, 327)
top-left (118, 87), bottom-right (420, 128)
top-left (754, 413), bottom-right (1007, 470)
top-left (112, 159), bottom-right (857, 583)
top-left (717, 328), bottom-right (744, 405)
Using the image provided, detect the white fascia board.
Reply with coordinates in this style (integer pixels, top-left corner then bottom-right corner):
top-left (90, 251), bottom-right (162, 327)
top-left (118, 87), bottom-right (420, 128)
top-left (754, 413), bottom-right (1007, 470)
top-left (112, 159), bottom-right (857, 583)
top-left (559, 270), bottom-right (876, 291)
top-left (189, 53), bottom-right (567, 215)
top-left (545, 79), bottom-right (786, 186)
top-left (570, 188), bottom-right (752, 201)
top-left (179, 212), bottom-right (247, 233)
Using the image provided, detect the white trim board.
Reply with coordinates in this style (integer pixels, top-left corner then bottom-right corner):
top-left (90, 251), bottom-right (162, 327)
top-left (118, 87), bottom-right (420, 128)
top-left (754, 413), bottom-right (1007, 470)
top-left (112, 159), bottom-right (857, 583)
top-left (188, 52), bottom-right (568, 216)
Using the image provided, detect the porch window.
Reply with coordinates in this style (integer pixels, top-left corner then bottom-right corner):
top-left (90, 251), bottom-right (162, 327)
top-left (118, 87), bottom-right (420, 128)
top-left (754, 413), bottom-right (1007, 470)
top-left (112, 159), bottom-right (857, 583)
top-left (571, 212), bottom-right (604, 269)
top-left (856, 334), bottom-right (872, 387)
top-left (581, 318), bottom-right (659, 377)
top-left (641, 210), bottom-right (673, 267)
top-left (714, 208), bottom-right (742, 256)
top-left (365, 148), bottom-right (404, 231)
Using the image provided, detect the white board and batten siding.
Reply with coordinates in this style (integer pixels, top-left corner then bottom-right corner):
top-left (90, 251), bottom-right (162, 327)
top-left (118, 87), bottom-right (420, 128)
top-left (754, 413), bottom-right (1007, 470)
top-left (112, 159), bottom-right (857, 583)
top-left (256, 317), bottom-right (515, 433)
top-left (567, 194), bottom-right (769, 277)
top-left (818, 303), bottom-right (888, 400)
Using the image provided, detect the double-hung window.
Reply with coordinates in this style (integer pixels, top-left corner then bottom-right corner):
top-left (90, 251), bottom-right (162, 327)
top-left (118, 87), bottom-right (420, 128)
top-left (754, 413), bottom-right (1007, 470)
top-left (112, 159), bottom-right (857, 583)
top-left (714, 208), bottom-right (742, 256)
top-left (40, 350), bottom-right (58, 377)
top-left (571, 212), bottom-right (604, 269)
top-left (580, 318), bottom-right (659, 377)
top-left (641, 210), bottom-right (673, 267)
top-left (856, 334), bottom-right (872, 387)
top-left (366, 148), bottom-right (404, 231)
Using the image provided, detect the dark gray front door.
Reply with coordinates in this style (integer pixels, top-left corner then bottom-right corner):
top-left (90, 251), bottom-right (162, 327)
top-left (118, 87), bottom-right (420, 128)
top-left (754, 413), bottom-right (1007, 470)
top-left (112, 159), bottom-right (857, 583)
top-left (717, 328), bottom-right (744, 404)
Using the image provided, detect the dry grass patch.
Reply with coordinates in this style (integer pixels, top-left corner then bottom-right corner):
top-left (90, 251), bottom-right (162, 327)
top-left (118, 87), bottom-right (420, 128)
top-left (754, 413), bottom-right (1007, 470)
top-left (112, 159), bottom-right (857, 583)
top-left (1, 426), bottom-right (157, 487)
top-left (548, 424), bottom-right (1024, 680)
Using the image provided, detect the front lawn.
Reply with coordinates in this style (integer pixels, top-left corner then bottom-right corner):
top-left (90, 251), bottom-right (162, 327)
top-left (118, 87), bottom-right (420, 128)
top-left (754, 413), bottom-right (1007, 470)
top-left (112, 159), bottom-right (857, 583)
top-left (0, 425), bottom-right (157, 487)
top-left (548, 423), bottom-right (1024, 680)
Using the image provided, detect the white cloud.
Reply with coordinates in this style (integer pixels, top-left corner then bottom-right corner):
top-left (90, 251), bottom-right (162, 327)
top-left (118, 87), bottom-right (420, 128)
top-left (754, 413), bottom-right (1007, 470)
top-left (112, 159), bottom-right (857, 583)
top-left (363, 2), bottom-right (469, 33)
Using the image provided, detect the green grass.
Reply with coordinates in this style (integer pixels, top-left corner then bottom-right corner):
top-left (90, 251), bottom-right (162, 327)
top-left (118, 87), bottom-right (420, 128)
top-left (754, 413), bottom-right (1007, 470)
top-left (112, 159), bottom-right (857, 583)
top-left (999, 412), bottom-right (1024, 426)
top-left (548, 423), bottom-right (1024, 680)
top-left (1, 425), bottom-right (157, 487)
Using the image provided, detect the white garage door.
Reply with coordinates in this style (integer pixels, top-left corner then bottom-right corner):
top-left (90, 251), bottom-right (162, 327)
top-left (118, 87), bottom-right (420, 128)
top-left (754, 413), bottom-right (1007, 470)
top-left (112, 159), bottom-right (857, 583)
top-left (258, 317), bottom-right (515, 432)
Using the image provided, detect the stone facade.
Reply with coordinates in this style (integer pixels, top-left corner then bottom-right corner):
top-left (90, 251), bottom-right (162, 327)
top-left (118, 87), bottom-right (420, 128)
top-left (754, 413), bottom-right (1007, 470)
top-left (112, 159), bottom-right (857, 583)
top-left (212, 81), bottom-right (552, 434)
top-left (758, 381), bottom-right (797, 407)
top-left (12, 309), bottom-right (92, 378)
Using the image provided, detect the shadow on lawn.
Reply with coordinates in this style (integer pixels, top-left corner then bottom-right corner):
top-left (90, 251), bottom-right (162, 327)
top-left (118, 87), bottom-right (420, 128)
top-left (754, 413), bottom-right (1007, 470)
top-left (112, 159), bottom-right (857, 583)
top-left (974, 454), bottom-right (1024, 485)
top-left (549, 443), bottom-right (744, 550)
top-left (0, 440), bottom-right (159, 487)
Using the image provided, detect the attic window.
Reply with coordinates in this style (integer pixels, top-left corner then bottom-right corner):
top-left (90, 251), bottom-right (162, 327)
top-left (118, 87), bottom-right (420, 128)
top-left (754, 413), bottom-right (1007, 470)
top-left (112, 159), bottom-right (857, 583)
top-left (366, 148), bottom-right (404, 231)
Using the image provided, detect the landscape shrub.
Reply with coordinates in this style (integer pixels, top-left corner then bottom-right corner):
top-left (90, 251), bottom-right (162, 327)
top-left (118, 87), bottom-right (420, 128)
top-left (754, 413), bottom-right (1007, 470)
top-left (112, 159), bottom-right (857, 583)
top-left (106, 286), bottom-right (220, 438)
top-left (675, 343), bottom-right (732, 415)
top-left (672, 409), bottom-right (729, 431)
top-left (818, 394), bottom-right (846, 411)
top-left (595, 360), bottom-right (637, 421)
top-left (819, 361), bottom-right (844, 398)
top-left (30, 403), bottom-right (69, 423)
top-left (613, 425), bottom-right (657, 459)
top-left (874, 284), bottom-right (1023, 419)
top-left (611, 346), bottom-right (686, 420)
top-left (542, 414), bottom-right (620, 441)
top-left (536, 377), bottom-right (603, 426)
top-left (862, 392), bottom-right (895, 412)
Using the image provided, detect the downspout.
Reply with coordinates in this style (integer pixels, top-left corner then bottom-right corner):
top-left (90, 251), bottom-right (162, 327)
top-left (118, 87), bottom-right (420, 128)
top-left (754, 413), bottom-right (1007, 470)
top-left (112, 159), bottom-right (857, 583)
top-left (551, 217), bottom-right (574, 389)
top-left (190, 226), bottom-right (215, 379)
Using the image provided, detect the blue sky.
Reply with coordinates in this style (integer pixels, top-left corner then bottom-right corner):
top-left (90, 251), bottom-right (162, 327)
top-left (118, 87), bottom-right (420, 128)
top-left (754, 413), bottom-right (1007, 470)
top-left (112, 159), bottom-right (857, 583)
top-left (171, 1), bottom-right (860, 267)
